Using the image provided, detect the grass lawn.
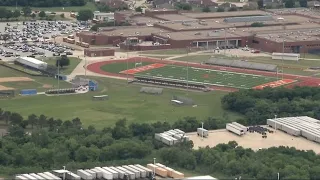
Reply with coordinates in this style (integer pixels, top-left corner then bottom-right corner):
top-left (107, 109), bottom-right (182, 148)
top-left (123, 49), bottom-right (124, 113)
top-left (0, 2), bottom-right (97, 12)
top-left (143, 55), bottom-right (173, 59)
top-left (0, 77), bottom-right (242, 128)
top-left (44, 57), bottom-right (82, 75)
top-left (136, 65), bottom-right (277, 89)
top-left (0, 65), bottom-right (71, 92)
top-left (100, 61), bottom-right (152, 74)
top-left (300, 53), bottom-right (320, 59)
top-left (172, 55), bottom-right (212, 62)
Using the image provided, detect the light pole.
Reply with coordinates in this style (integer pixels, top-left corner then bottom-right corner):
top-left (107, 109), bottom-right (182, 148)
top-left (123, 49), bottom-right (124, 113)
top-left (274, 114), bottom-right (277, 132)
top-left (186, 46), bottom-right (189, 94)
top-left (277, 172), bottom-right (280, 180)
top-left (126, 46), bottom-right (129, 83)
top-left (224, 28), bottom-right (227, 56)
top-left (201, 122), bottom-right (204, 140)
top-left (63, 166), bottom-right (66, 180)
top-left (84, 55), bottom-right (87, 78)
top-left (153, 158), bottom-right (156, 178)
top-left (282, 38), bottom-right (285, 80)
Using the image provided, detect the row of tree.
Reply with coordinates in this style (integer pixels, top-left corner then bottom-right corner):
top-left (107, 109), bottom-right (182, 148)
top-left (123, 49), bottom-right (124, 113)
top-left (0, 0), bottom-right (86, 7)
top-left (258, 0), bottom-right (308, 9)
top-left (221, 86), bottom-right (320, 125)
top-left (0, 7), bottom-right (62, 21)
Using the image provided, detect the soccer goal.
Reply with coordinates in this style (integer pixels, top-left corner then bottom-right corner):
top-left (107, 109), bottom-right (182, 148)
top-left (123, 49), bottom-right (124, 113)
top-left (135, 62), bottom-right (142, 68)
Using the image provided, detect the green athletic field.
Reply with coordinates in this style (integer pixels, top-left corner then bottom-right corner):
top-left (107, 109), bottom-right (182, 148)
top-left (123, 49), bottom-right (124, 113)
top-left (135, 65), bottom-right (278, 89)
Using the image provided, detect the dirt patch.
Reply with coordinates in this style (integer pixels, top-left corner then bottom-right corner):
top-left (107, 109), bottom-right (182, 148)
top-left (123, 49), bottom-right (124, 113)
top-left (43, 84), bottom-right (53, 88)
top-left (188, 129), bottom-right (320, 154)
top-left (0, 85), bottom-right (14, 90)
top-left (0, 77), bottom-right (34, 83)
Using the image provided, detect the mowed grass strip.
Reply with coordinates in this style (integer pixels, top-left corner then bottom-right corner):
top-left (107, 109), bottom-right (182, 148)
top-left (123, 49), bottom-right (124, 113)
top-left (136, 65), bottom-right (277, 89)
top-left (1, 77), bottom-right (243, 128)
top-left (100, 62), bottom-right (152, 73)
top-left (45, 57), bottom-right (82, 75)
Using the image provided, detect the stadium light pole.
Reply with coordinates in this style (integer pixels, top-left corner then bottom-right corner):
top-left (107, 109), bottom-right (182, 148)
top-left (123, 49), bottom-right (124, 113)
top-left (84, 55), bottom-right (87, 78)
top-left (126, 46), bottom-right (129, 84)
top-left (153, 158), bottom-right (156, 178)
top-left (58, 57), bottom-right (60, 96)
top-left (224, 28), bottom-right (227, 56)
top-left (63, 166), bottom-right (66, 180)
top-left (274, 114), bottom-right (277, 133)
top-left (187, 46), bottom-right (189, 94)
top-left (282, 38), bottom-right (285, 80)
top-left (201, 122), bottom-right (204, 140)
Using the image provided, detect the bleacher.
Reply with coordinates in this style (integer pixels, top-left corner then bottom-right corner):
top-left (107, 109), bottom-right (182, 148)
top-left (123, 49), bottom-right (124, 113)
top-left (46, 88), bottom-right (77, 95)
top-left (205, 59), bottom-right (278, 72)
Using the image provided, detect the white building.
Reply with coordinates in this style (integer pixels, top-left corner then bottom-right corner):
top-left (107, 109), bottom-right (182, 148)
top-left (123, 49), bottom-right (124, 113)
top-left (15, 57), bottom-right (47, 70)
top-left (93, 12), bottom-right (115, 22)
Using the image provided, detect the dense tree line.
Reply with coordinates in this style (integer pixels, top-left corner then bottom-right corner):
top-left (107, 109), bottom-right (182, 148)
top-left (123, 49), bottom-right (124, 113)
top-left (221, 87), bottom-right (320, 125)
top-left (0, 0), bottom-right (86, 7)
top-left (160, 141), bottom-right (320, 179)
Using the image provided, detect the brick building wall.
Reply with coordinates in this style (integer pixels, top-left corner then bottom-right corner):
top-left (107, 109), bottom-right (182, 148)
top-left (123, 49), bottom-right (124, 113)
top-left (84, 48), bottom-right (115, 57)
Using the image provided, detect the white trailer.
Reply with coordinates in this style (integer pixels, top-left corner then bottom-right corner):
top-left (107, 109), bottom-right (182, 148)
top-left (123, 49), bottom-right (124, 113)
top-left (197, 128), bottom-right (208, 137)
top-left (102, 167), bottom-right (119, 179)
top-left (91, 168), bottom-right (103, 179)
top-left (77, 170), bottom-right (93, 180)
top-left (155, 163), bottom-right (166, 168)
top-left (232, 122), bottom-right (248, 132)
top-left (161, 135), bottom-right (174, 146)
top-left (154, 133), bottom-right (163, 141)
top-left (37, 173), bottom-right (55, 180)
top-left (66, 172), bottom-right (81, 180)
top-left (226, 123), bottom-right (244, 136)
top-left (123, 165), bottom-right (140, 178)
top-left (134, 164), bottom-right (153, 177)
top-left (168, 130), bottom-right (179, 135)
top-left (15, 57), bottom-right (48, 70)
top-left (272, 53), bottom-right (300, 61)
top-left (174, 129), bottom-right (185, 134)
top-left (29, 173), bottom-right (45, 180)
top-left (116, 166), bottom-right (135, 180)
top-left (109, 166), bottom-right (125, 179)
top-left (173, 133), bottom-right (183, 140)
top-left (161, 132), bottom-right (173, 137)
top-left (84, 169), bottom-right (97, 179)
top-left (94, 167), bottom-right (113, 180)
top-left (128, 165), bottom-right (147, 178)
top-left (280, 124), bottom-right (300, 136)
top-left (15, 176), bottom-right (28, 180)
top-left (21, 174), bottom-right (37, 180)
top-left (43, 172), bottom-right (61, 180)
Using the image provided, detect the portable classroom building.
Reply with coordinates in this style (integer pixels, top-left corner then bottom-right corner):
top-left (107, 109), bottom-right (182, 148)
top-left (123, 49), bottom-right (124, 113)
top-left (197, 128), bottom-right (208, 137)
top-left (103, 167), bottom-right (119, 179)
top-left (232, 122), bottom-right (248, 132)
top-left (94, 167), bottom-right (113, 180)
top-left (147, 164), bottom-right (167, 177)
top-left (226, 123), bottom-right (244, 136)
top-left (77, 170), bottom-right (93, 180)
top-left (122, 165), bottom-right (140, 178)
top-left (91, 168), bottom-right (103, 179)
top-left (109, 166), bottom-right (125, 179)
top-left (21, 174), bottom-right (37, 180)
top-left (15, 57), bottom-right (48, 70)
top-left (116, 166), bottom-right (135, 180)
top-left (128, 165), bottom-right (147, 178)
top-left (134, 164), bottom-right (153, 177)
top-left (84, 169), bottom-right (97, 179)
top-left (43, 172), bottom-right (61, 180)
top-left (37, 173), bottom-right (55, 180)
top-left (66, 172), bottom-right (81, 180)
top-left (29, 173), bottom-right (45, 180)
top-left (15, 176), bottom-right (28, 180)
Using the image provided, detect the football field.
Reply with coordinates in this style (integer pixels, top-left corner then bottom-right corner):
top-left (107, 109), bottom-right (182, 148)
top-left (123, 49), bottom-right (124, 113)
top-left (121, 63), bottom-right (294, 89)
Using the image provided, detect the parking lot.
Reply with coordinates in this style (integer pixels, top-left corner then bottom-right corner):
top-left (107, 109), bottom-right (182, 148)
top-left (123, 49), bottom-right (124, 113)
top-left (0, 20), bottom-right (90, 61)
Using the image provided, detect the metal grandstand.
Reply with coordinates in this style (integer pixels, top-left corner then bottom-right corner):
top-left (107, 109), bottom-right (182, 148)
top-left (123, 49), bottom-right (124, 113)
top-left (205, 59), bottom-right (278, 72)
top-left (140, 87), bottom-right (163, 95)
top-left (223, 15), bottom-right (274, 23)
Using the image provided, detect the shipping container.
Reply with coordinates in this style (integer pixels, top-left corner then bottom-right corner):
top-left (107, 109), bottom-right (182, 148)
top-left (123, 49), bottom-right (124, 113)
top-left (122, 165), bottom-right (140, 178)
top-left (162, 166), bottom-right (174, 177)
top-left (168, 130), bottom-right (179, 135)
top-left (94, 167), bottom-right (113, 180)
top-left (20, 89), bottom-right (37, 96)
top-left (116, 166), bottom-right (135, 180)
top-left (165, 131), bottom-right (176, 136)
top-left (197, 128), bottom-right (208, 137)
top-left (166, 136), bottom-right (179, 144)
top-left (109, 166), bottom-right (125, 179)
top-left (128, 165), bottom-right (147, 178)
top-left (134, 164), bottom-right (153, 177)
top-left (102, 167), bottom-right (119, 179)
top-left (174, 129), bottom-right (185, 134)
top-left (183, 135), bottom-right (190, 141)
top-left (173, 133), bottom-right (183, 140)
top-left (171, 170), bottom-right (184, 179)
top-left (154, 133), bottom-right (162, 141)
top-left (161, 132), bottom-right (173, 137)
top-left (15, 57), bottom-right (47, 70)
top-left (155, 163), bottom-right (166, 168)
top-left (37, 173), bottom-right (54, 180)
top-left (66, 172), bottom-right (81, 180)
top-left (91, 168), bottom-right (103, 179)
top-left (21, 174), bottom-right (37, 180)
top-left (226, 123), bottom-right (244, 136)
top-left (29, 173), bottom-right (45, 180)
top-left (147, 164), bottom-right (167, 177)
top-left (77, 170), bottom-right (93, 180)
top-left (84, 169), bottom-right (97, 179)
top-left (43, 172), bottom-right (61, 180)
top-left (161, 136), bottom-right (174, 146)
top-left (232, 122), bottom-right (248, 132)
top-left (15, 176), bottom-right (28, 180)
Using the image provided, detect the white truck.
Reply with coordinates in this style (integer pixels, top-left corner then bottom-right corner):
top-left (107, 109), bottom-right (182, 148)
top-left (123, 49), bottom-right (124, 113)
top-left (197, 128), bottom-right (208, 137)
top-left (226, 123), bottom-right (244, 136)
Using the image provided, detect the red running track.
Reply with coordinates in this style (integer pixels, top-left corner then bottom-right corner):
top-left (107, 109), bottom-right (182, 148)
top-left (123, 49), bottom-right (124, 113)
top-left (87, 57), bottom-right (320, 91)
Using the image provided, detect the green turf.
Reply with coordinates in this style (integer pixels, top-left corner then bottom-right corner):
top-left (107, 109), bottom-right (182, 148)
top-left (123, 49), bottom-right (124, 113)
top-left (0, 77), bottom-right (242, 128)
top-left (45, 57), bottom-right (82, 75)
top-left (0, 2), bottom-right (97, 12)
top-left (135, 64), bottom-right (278, 89)
top-left (100, 61), bottom-right (152, 73)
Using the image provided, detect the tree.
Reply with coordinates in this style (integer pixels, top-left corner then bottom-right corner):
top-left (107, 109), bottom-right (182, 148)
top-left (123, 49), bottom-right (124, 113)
top-left (251, 22), bottom-right (264, 27)
top-left (228, 7), bottom-right (237, 11)
top-left (22, 6), bottom-right (32, 17)
top-left (217, 7), bottom-right (225, 12)
top-left (175, 2), bottom-right (192, 10)
top-left (31, 13), bottom-right (36, 19)
top-left (5, 10), bottom-right (12, 20)
top-left (77, 9), bottom-right (93, 21)
top-left (257, 0), bottom-right (264, 9)
top-left (27, 114), bottom-right (38, 129)
top-left (12, 10), bottom-right (21, 19)
top-left (38, 11), bottom-right (46, 18)
top-left (135, 6), bottom-right (143, 12)
top-left (202, 6), bottom-right (211, 12)
top-left (60, 13), bottom-right (65, 18)
top-left (299, 0), bottom-right (307, 7)
top-left (284, 0), bottom-right (294, 8)
top-left (56, 56), bottom-right (70, 68)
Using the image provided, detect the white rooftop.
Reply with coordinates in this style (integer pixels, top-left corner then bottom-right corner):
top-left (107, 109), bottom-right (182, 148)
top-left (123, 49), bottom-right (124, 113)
top-left (19, 57), bottom-right (47, 65)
